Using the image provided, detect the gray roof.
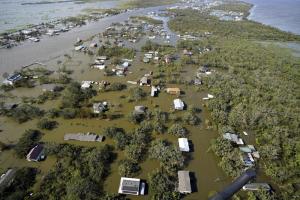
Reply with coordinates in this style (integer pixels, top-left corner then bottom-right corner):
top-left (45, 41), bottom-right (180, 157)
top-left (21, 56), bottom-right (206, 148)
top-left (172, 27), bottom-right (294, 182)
top-left (64, 133), bottom-right (103, 142)
top-left (178, 171), bottom-right (192, 193)
top-left (0, 169), bottom-right (16, 189)
top-left (121, 178), bottom-right (140, 194)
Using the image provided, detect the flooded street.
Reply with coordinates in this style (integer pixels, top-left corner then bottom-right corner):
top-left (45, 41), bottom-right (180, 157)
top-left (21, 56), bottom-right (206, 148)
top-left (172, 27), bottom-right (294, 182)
top-left (0, 4), bottom-right (178, 78)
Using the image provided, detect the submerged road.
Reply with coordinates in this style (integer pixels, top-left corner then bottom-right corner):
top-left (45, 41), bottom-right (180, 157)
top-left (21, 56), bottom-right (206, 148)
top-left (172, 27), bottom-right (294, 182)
top-left (0, 4), bottom-right (177, 77)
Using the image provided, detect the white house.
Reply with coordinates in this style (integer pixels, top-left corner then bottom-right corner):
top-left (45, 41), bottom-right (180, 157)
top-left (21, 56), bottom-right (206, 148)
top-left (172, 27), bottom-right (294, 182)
top-left (118, 177), bottom-right (141, 195)
top-left (174, 99), bottom-right (185, 110)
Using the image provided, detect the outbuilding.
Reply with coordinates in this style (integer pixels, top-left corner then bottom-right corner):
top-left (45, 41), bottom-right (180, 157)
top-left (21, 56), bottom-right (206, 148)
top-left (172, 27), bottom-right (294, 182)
top-left (178, 138), bottom-right (190, 152)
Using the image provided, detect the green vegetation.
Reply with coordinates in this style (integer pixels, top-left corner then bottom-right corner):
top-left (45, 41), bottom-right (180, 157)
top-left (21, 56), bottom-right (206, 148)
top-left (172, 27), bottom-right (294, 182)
top-left (97, 46), bottom-right (135, 59)
top-left (168, 9), bottom-right (300, 41)
top-left (130, 16), bottom-right (163, 25)
top-left (37, 118), bottom-right (58, 130)
top-left (167, 123), bottom-right (188, 137)
top-left (4, 104), bottom-right (44, 123)
top-left (32, 144), bottom-right (115, 199)
top-left (211, 1), bottom-right (252, 16)
top-left (14, 129), bottom-right (41, 158)
top-left (121, 0), bottom-right (180, 9)
top-left (118, 159), bottom-right (140, 177)
top-left (0, 167), bottom-right (37, 200)
top-left (149, 139), bottom-right (184, 174)
top-left (148, 169), bottom-right (181, 200)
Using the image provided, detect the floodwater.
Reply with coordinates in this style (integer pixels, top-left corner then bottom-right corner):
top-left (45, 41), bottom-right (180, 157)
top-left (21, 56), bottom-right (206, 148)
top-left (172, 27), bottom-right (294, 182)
top-left (0, 4), bottom-right (178, 79)
top-left (0, 33), bottom-right (232, 199)
top-left (244, 0), bottom-right (300, 35)
top-left (0, 0), bottom-right (123, 33)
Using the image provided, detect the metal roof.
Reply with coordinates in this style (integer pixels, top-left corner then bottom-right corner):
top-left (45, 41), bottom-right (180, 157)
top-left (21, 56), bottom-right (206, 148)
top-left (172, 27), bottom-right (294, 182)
top-left (178, 171), bottom-right (192, 193)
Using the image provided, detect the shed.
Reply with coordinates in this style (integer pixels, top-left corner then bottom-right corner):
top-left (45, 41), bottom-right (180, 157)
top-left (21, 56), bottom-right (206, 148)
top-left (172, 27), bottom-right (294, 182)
top-left (174, 99), bottom-right (185, 110)
top-left (118, 177), bottom-right (141, 195)
top-left (166, 88), bottom-right (181, 95)
top-left (178, 171), bottom-right (192, 193)
top-left (178, 138), bottom-right (190, 152)
top-left (151, 86), bottom-right (159, 97)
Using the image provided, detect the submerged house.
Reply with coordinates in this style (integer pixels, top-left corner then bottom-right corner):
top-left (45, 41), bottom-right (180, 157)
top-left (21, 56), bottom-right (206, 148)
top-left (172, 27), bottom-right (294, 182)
top-left (174, 99), bottom-right (185, 110)
top-left (64, 133), bottom-right (103, 142)
top-left (178, 171), bottom-right (192, 194)
top-left (140, 76), bottom-right (150, 86)
top-left (0, 169), bottom-right (16, 191)
top-left (223, 132), bottom-right (244, 145)
top-left (178, 138), bottom-right (190, 152)
top-left (134, 106), bottom-right (146, 115)
top-left (93, 102), bottom-right (108, 114)
top-left (3, 73), bottom-right (22, 85)
top-left (118, 177), bottom-right (144, 195)
top-left (27, 144), bottom-right (45, 162)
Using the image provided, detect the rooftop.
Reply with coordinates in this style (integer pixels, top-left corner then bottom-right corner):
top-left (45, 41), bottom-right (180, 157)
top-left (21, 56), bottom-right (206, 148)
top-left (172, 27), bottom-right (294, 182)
top-left (178, 171), bottom-right (192, 193)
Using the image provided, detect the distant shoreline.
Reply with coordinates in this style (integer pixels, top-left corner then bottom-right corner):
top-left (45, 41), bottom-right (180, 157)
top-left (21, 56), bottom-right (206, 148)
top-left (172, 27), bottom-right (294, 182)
top-left (243, 0), bottom-right (300, 35)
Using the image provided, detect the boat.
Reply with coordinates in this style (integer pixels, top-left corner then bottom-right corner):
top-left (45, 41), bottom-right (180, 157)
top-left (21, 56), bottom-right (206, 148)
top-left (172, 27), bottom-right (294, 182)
top-left (242, 183), bottom-right (271, 191)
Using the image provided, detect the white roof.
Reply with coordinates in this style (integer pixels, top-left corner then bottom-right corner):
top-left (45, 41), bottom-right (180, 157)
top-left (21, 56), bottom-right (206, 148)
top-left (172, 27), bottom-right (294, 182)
top-left (118, 177), bottom-right (141, 195)
top-left (178, 138), bottom-right (190, 152)
top-left (174, 99), bottom-right (184, 110)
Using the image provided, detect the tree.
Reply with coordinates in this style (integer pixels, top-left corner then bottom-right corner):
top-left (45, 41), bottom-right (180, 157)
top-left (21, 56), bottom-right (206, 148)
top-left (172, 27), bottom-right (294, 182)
top-left (167, 124), bottom-right (188, 137)
top-left (118, 159), bottom-right (140, 177)
top-left (14, 129), bottom-right (41, 158)
top-left (125, 144), bottom-right (144, 162)
top-left (148, 169), bottom-right (180, 200)
top-left (183, 112), bottom-right (200, 125)
top-left (129, 87), bottom-right (146, 102)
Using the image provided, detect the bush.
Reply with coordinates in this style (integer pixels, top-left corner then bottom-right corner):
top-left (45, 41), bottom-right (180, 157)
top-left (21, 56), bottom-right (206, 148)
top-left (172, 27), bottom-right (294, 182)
top-left (118, 159), bottom-right (140, 176)
top-left (183, 112), bottom-right (200, 125)
top-left (37, 118), bottom-right (58, 130)
top-left (125, 144), bottom-right (144, 162)
top-left (167, 124), bottom-right (188, 137)
top-left (107, 82), bottom-right (127, 91)
top-left (129, 87), bottom-right (146, 102)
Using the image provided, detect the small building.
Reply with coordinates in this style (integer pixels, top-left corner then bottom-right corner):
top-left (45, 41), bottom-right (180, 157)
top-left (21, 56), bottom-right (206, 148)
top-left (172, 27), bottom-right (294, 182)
top-left (3, 73), bottom-right (22, 85)
top-left (178, 138), bottom-right (190, 152)
top-left (178, 171), bottom-right (192, 193)
top-left (27, 144), bottom-right (45, 162)
top-left (194, 78), bottom-right (202, 85)
top-left (93, 102), bottom-right (108, 114)
top-left (174, 99), bottom-right (185, 110)
top-left (143, 57), bottom-right (150, 63)
top-left (223, 132), bottom-right (244, 145)
top-left (118, 177), bottom-right (141, 195)
top-left (81, 81), bottom-right (92, 89)
top-left (151, 86), bottom-right (159, 97)
top-left (64, 133), bottom-right (103, 142)
top-left (134, 106), bottom-right (146, 115)
top-left (140, 77), bottom-right (150, 86)
top-left (166, 88), bottom-right (181, 95)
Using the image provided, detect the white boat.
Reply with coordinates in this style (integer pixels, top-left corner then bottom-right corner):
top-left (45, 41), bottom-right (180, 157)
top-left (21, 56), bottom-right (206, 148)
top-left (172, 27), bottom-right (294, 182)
top-left (243, 183), bottom-right (271, 191)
